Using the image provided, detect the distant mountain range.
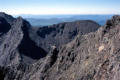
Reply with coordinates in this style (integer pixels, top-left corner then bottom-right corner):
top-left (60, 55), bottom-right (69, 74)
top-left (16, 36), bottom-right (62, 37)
top-left (14, 14), bottom-right (114, 26)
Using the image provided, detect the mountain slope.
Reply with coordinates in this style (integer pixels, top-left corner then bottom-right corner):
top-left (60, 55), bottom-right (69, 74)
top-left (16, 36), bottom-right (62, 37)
top-left (1, 12), bottom-right (120, 80)
top-left (36, 15), bottom-right (120, 80)
top-left (0, 12), bottom-right (100, 80)
top-left (13, 15), bottom-right (120, 80)
top-left (30, 20), bottom-right (100, 52)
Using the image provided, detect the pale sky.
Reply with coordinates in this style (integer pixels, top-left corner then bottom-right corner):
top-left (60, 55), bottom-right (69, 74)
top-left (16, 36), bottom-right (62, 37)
top-left (0, 0), bottom-right (120, 15)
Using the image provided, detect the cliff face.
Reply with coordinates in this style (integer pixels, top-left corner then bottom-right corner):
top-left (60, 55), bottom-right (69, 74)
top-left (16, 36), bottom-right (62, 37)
top-left (0, 12), bottom-right (120, 80)
top-left (0, 17), bottom-right (11, 35)
top-left (29, 20), bottom-right (100, 52)
top-left (21, 15), bottom-right (120, 80)
top-left (37, 15), bottom-right (120, 80)
top-left (0, 16), bottom-right (49, 79)
top-left (0, 16), bottom-right (49, 66)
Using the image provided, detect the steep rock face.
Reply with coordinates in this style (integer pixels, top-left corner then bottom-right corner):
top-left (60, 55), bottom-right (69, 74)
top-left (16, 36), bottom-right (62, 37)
top-left (0, 16), bottom-right (48, 79)
top-left (0, 17), bottom-right (24, 67)
top-left (18, 20), bottom-right (47, 60)
top-left (0, 16), bottom-right (47, 67)
top-left (0, 13), bottom-right (101, 80)
top-left (30, 20), bottom-right (100, 52)
top-left (0, 17), bottom-right (11, 36)
top-left (16, 15), bottom-right (120, 80)
top-left (36, 15), bottom-right (120, 80)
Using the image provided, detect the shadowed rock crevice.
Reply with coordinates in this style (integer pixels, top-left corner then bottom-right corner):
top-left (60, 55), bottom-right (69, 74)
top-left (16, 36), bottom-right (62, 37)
top-left (49, 48), bottom-right (59, 66)
top-left (0, 67), bottom-right (5, 80)
top-left (18, 20), bottom-right (47, 59)
top-left (0, 17), bottom-right (11, 35)
top-left (37, 27), bottom-right (56, 38)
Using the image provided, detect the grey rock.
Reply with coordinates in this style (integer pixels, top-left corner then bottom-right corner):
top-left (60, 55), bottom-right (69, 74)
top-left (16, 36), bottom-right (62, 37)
top-left (2, 12), bottom-right (120, 80)
top-left (30, 20), bottom-right (100, 52)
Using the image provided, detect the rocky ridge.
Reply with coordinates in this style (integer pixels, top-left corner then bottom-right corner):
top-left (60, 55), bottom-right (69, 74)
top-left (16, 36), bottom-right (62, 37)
top-left (0, 12), bottom-right (120, 80)
top-left (39, 15), bottom-right (120, 80)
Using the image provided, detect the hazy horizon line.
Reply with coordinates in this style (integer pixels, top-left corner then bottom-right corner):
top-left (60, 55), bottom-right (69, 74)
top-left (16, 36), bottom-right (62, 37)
top-left (15, 14), bottom-right (115, 15)
top-left (1, 11), bottom-right (118, 16)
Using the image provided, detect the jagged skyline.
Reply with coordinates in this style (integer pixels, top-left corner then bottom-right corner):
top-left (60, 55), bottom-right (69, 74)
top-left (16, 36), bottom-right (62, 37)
top-left (0, 0), bottom-right (120, 15)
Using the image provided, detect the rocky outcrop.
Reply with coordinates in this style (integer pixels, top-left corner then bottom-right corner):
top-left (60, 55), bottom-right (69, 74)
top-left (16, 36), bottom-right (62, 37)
top-left (0, 12), bottom-right (101, 80)
top-left (30, 20), bottom-right (100, 52)
top-left (1, 12), bottom-right (120, 80)
top-left (35, 15), bottom-right (120, 80)
top-left (13, 15), bottom-right (120, 80)
top-left (0, 17), bottom-right (11, 36)
top-left (0, 16), bottom-right (48, 67)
